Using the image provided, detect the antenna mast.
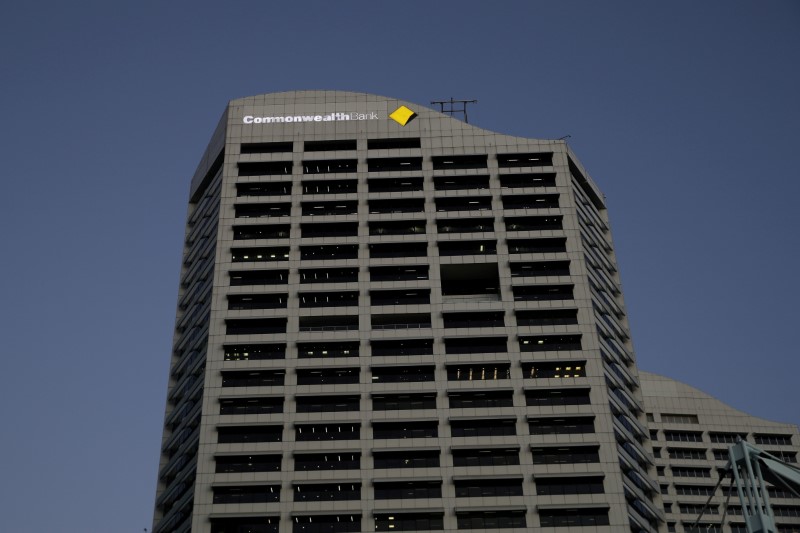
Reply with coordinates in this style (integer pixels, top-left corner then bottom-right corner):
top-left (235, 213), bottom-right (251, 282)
top-left (431, 98), bottom-right (478, 123)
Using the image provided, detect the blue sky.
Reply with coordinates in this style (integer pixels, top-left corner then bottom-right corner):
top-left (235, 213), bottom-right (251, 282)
top-left (0, 1), bottom-right (798, 531)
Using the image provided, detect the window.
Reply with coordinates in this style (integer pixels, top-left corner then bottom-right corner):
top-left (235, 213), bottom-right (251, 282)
top-left (295, 395), bottom-right (360, 413)
top-left (238, 161), bottom-right (292, 176)
top-left (303, 159), bottom-right (357, 174)
top-left (293, 483), bottom-right (360, 501)
top-left (454, 478), bottom-right (522, 497)
top-left (368, 198), bottom-right (424, 214)
top-left (671, 467), bottom-right (711, 478)
top-left (374, 481), bottom-right (442, 500)
top-left (510, 260), bottom-right (570, 277)
top-left (224, 343), bottom-right (286, 361)
top-left (448, 390), bottom-right (513, 409)
top-left (438, 240), bottom-right (497, 256)
top-left (372, 393), bottom-right (437, 411)
top-left (668, 448), bottom-right (706, 460)
top-left (508, 237), bottom-right (567, 254)
top-left (434, 196), bottom-right (492, 212)
top-left (374, 513), bottom-right (443, 532)
top-left (502, 194), bottom-right (559, 210)
top-left (505, 215), bottom-right (563, 231)
top-left (370, 289), bottom-right (430, 306)
top-left (436, 217), bottom-right (494, 234)
top-left (229, 270), bottom-right (289, 286)
top-left (304, 139), bottom-right (357, 152)
top-left (235, 202), bottom-right (291, 218)
top-left (709, 432), bottom-right (747, 444)
top-left (211, 517), bottom-right (279, 533)
top-left (296, 368), bottom-right (359, 385)
top-left (299, 315), bottom-right (358, 332)
top-left (241, 141), bottom-right (292, 154)
top-left (513, 284), bottom-right (574, 301)
top-left (369, 242), bottom-right (427, 258)
top-left (452, 447), bottom-right (519, 467)
top-left (675, 485), bottom-right (716, 496)
top-left (535, 476), bottom-right (604, 495)
top-left (444, 337), bottom-right (507, 355)
top-left (369, 265), bottom-right (429, 281)
top-left (294, 453), bottom-right (360, 471)
top-left (302, 179), bottom-right (357, 195)
top-left (295, 423), bottom-right (360, 441)
top-left (443, 311), bottom-right (504, 328)
top-left (516, 309), bottom-right (578, 327)
top-left (214, 485), bottom-right (280, 504)
top-left (367, 137), bottom-right (421, 150)
top-left (499, 172), bottom-right (557, 188)
top-left (371, 313), bottom-right (431, 330)
top-left (299, 267), bottom-right (358, 284)
top-left (221, 370), bottom-right (285, 387)
top-left (497, 152), bottom-right (553, 167)
top-left (433, 175), bottom-right (489, 190)
top-left (432, 154), bottom-right (487, 170)
top-left (754, 434), bottom-right (793, 446)
top-left (664, 431), bottom-right (703, 443)
top-left (293, 515), bottom-right (360, 533)
top-left (301, 222), bottom-right (358, 238)
top-left (446, 363), bottom-right (510, 381)
top-left (679, 504), bottom-right (717, 515)
top-left (220, 397), bottom-right (283, 415)
top-left (233, 224), bottom-right (290, 240)
top-left (232, 246), bottom-right (290, 262)
top-left (373, 449), bottom-right (439, 469)
top-left (367, 177), bottom-right (423, 193)
top-left (528, 416), bottom-right (595, 435)
top-left (373, 421), bottom-right (438, 439)
top-left (371, 338), bottom-right (433, 356)
top-left (371, 365), bottom-right (435, 383)
top-left (451, 418), bottom-right (516, 437)
top-left (538, 508), bottom-right (609, 527)
top-left (369, 220), bottom-right (426, 236)
top-left (519, 335), bottom-right (582, 352)
top-left (218, 425), bottom-right (282, 443)
top-left (299, 291), bottom-right (359, 308)
top-left (525, 388), bottom-right (590, 406)
top-left (522, 361), bottom-right (586, 379)
top-left (661, 413), bottom-right (700, 425)
top-left (301, 200), bottom-right (357, 216)
top-left (228, 293), bottom-right (287, 310)
top-left (297, 341), bottom-right (359, 359)
top-left (215, 454), bottom-right (281, 473)
top-left (300, 244), bottom-right (358, 260)
top-left (367, 157), bottom-right (423, 172)
top-left (530, 445), bottom-right (600, 465)
top-left (456, 511), bottom-right (526, 529)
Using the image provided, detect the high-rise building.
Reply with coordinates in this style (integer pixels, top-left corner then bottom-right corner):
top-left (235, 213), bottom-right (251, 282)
top-left (153, 90), bottom-right (665, 533)
top-left (640, 372), bottom-right (800, 533)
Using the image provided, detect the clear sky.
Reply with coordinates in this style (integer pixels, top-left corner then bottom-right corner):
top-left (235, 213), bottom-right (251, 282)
top-left (0, 1), bottom-right (798, 531)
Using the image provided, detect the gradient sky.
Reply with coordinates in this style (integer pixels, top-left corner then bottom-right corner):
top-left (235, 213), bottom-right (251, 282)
top-left (1, 2), bottom-right (798, 531)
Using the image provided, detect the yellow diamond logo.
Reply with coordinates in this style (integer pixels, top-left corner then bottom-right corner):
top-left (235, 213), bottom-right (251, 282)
top-left (389, 105), bottom-right (416, 126)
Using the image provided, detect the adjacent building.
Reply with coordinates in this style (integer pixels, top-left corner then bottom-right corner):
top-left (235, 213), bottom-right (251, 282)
top-left (154, 89), bottom-right (688, 533)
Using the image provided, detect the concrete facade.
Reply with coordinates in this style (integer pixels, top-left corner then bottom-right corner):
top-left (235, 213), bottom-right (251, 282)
top-left (153, 91), bottom-right (664, 533)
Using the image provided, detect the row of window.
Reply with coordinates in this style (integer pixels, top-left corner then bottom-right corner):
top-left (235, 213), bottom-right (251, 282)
top-left (219, 388), bottom-right (591, 414)
top-left (652, 429), bottom-right (794, 446)
top-left (215, 445), bottom-right (601, 473)
top-left (216, 417), bottom-right (596, 443)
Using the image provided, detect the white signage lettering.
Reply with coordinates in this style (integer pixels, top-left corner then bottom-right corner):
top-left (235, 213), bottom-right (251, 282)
top-left (243, 112), bottom-right (380, 125)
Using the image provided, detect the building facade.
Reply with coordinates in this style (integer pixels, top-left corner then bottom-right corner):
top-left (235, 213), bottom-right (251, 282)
top-left (641, 371), bottom-right (800, 533)
top-left (152, 90), bottom-right (665, 532)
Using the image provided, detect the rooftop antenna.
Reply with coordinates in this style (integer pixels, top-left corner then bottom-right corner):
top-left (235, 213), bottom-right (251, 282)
top-left (431, 98), bottom-right (478, 123)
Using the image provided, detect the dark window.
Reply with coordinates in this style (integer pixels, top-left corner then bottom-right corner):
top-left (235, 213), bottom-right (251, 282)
top-left (301, 201), bottom-right (357, 216)
top-left (371, 365), bottom-right (435, 383)
top-left (531, 445), bottom-right (600, 464)
top-left (299, 267), bottom-right (358, 284)
top-left (434, 196), bottom-right (492, 212)
top-left (369, 220), bottom-right (426, 236)
top-left (221, 370), bottom-right (285, 387)
top-left (519, 335), bottom-right (582, 352)
top-left (238, 161), bottom-right (292, 176)
top-left (456, 510), bottom-right (526, 529)
top-left (233, 224), bottom-right (291, 240)
top-left (516, 309), bottom-right (578, 327)
top-left (231, 246), bottom-right (290, 262)
top-left (296, 368), bottom-right (359, 385)
top-left (497, 152), bottom-right (553, 167)
top-left (438, 240), bottom-right (497, 256)
top-left (510, 260), bottom-right (570, 277)
top-left (294, 453), bottom-right (360, 471)
top-left (433, 175), bottom-right (489, 190)
top-left (241, 141), bottom-right (292, 154)
top-left (229, 270), bottom-right (289, 286)
top-left (218, 425), bottom-right (282, 443)
top-left (709, 432), bottom-right (747, 444)
top-left (228, 293), bottom-right (288, 310)
top-left (449, 390), bottom-right (514, 409)
top-left (671, 467), bottom-right (711, 478)
top-left (513, 284), bottom-right (574, 301)
top-left (535, 476), bottom-right (604, 495)
top-left (455, 478), bottom-right (523, 497)
top-left (304, 139), bottom-right (357, 152)
top-left (299, 315), bottom-right (358, 332)
top-left (225, 317), bottom-right (287, 335)
top-left (374, 480), bottom-right (442, 499)
top-left (372, 393), bottom-right (437, 411)
top-left (432, 154), bottom-right (487, 170)
top-left (661, 413), bottom-right (700, 424)
top-left (440, 263), bottom-right (500, 297)
top-left (436, 217), bottom-right (494, 234)
top-left (675, 485), bottom-right (716, 496)
top-left (301, 222), bottom-right (358, 238)
top-left (505, 215), bottom-right (563, 231)
top-left (369, 242), bottom-right (427, 258)
top-left (502, 194), bottom-right (559, 209)
top-left (538, 508), bottom-right (609, 527)
top-left (451, 418), bottom-right (516, 437)
top-left (374, 513), bottom-right (443, 532)
top-left (664, 431), bottom-right (703, 443)
top-left (508, 238), bottom-right (567, 254)
top-left (446, 363), bottom-right (511, 380)
top-left (293, 515), bottom-right (360, 533)
top-left (522, 361), bottom-right (586, 379)
top-left (368, 138), bottom-right (421, 150)
top-left (528, 416), bottom-right (595, 435)
top-left (220, 397), bottom-right (284, 415)
top-left (370, 265), bottom-right (429, 281)
top-left (235, 203), bottom-right (291, 218)
top-left (300, 244), bottom-right (358, 260)
top-left (373, 421), bottom-right (438, 439)
top-left (370, 289), bottom-right (430, 305)
top-left (373, 449), bottom-right (440, 469)
top-left (302, 179), bottom-right (358, 195)
top-left (443, 311), bottom-right (504, 328)
top-left (367, 176), bottom-right (424, 193)
top-left (371, 338), bottom-right (433, 356)
top-left (367, 157), bottom-right (423, 172)
top-left (295, 423), bottom-right (360, 441)
top-left (452, 448), bottom-right (519, 467)
top-left (525, 388), bottom-right (591, 406)
top-left (296, 395), bottom-right (360, 413)
top-left (444, 337), bottom-right (507, 355)
top-left (299, 291), bottom-right (359, 308)
top-left (754, 434), bottom-right (793, 446)
top-left (224, 343), bottom-right (286, 361)
top-left (237, 181), bottom-right (292, 196)
top-left (215, 454), bottom-right (281, 473)
top-left (211, 517), bottom-right (279, 533)
top-left (668, 447), bottom-right (706, 460)
top-left (297, 341), bottom-right (359, 359)
top-left (371, 313), bottom-right (431, 331)
top-left (303, 159), bottom-right (358, 174)
top-left (368, 198), bottom-right (424, 214)
top-left (293, 483), bottom-right (360, 501)
top-left (499, 172), bottom-right (557, 188)
top-left (214, 485), bottom-right (280, 504)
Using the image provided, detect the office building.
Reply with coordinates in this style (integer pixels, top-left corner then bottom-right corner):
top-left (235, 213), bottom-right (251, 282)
top-left (153, 90), bottom-right (666, 532)
top-left (641, 371), bottom-right (800, 533)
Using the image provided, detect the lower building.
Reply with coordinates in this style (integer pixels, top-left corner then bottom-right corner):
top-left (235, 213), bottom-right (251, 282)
top-left (640, 371), bottom-right (800, 533)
